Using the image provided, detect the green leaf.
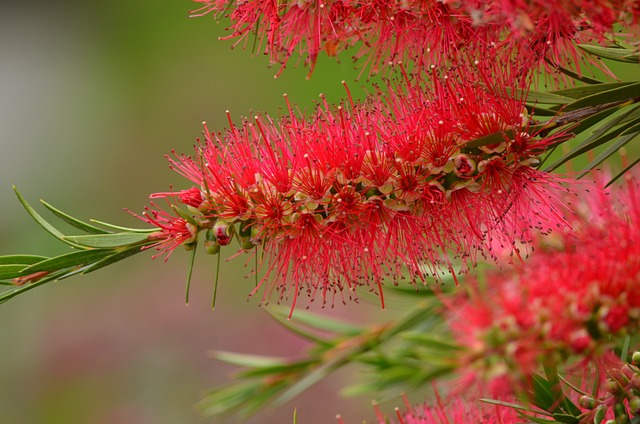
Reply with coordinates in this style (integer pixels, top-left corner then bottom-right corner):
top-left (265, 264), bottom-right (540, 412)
top-left (480, 398), bottom-right (552, 416)
top-left (562, 82), bottom-right (640, 112)
top-left (464, 130), bottom-right (511, 149)
top-left (577, 120), bottom-right (640, 178)
top-left (212, 351), bottom-right (286, 369)
top-left (594, 405), bottom-right (607, 424)
top-left (544, 105), bottom-right (640, 171)
top-left (544, 57), bottom-right (605, 85)
top-left (0, 264), bottom-right (30, 279)
top-left (552, 82), bottom-right (636, 99)
top-left (267, 308), bottom-right (334, 345)
top-left (578, 44), bottom-right (639, 63)
top-left (198, 382), bottom-right (263, 417)
top-left (400, 333), bottom-right (463, 351)
top-left (268, 306), bottom-right (362, 336)
top-left (13, 187), bottom-right (83, 248)
top-left (605, 157), bottom-right (640, 188)
top-left (81, 245), bottom-right (145, 274)
top-left (507, 87), bottom-right (574, 104)
top-left (89, 219), bottom-right (156, 233)
top-left (63, 232), bottom-right (151, 248)
top-left (0, 255), bottom-right (48, 265)
top-left (40, 200), bottom-right (110, 234)
top-left (238, 361), bottom-right (314, 379)
top-left (0, 271), bottom-right (65, 303)
top-left (530, 374), bottom-right (562, 414)
top-left (526, 91), bottom-right (576, 105)
top-left (21, 249), bottom-right (111, 274)
top-left (272, 357), bottom-right (340, 408)
top-left (552, 413), bottom-right (580, 423)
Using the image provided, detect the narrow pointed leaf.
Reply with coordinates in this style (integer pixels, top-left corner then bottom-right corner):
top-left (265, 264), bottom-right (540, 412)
top-left (211, 351), bottom-right (286, 368)
top-left (63, 232), bottom-right (150, 248)
top-left (13, 187), bottom-right (82, 248)
top-left (480, 398), bottom-right (551, 416)
top-left (0, 265), bottom-right (30, 279)
top-left (267, 308), bottom-right (333, 345)
top-left (198, 382), bottom-right (264, 417)
top-left (577, 121), bottom-right (640, 178)
top-left (272, 357), bottom-right (341, 408)
top-left (530, 374), bottom-right (562, 413)
top-left (552, 82), bottom-right (635, 99)
top-left (506, 87), bottom-right (574, 104)
top-left (21, 249), bottom-right (111, 274)
top-left (562, 82), bottom-right (640, 112)
top-left (239, 361), bottom-right (314, 379)
top-left (81, 245), bottom-right (146, 274)
top-left (578, 44), bottom-right (639, 63)
top-left (605, 157), bottom-right (640, 188)
top-left (40, 200), bottom-right (110, 234)
top-left (544, 57), bottom-right (605, 84)
top-left (0, 271), bottom-right (66, 303)
top-left (269, 306), bottom-right (362, 335)
top-left (526, 91), bottom-right (576, 104)
top-left (0, 255), bottom-right (47, 265)
top-left (544, 105), bottom-right (640, 171)
top-left (400, 333), bottom-right (463, 351)
top-left (89, 219), bottom-right (156, 233)
top-left (552, 414), bottom-right (580, 424)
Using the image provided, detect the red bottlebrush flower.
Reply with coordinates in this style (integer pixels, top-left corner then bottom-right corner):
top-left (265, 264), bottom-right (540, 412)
top-left (138, 68), bottom-right (574, 313)
top-left (459, 0), bottom-right (634, 80)
top-left (131, 201), bottom-right (198, 260)
top-left (389, 396), bottom-right (521, 424)
top-left (191, 0), bottom-right (487, 77)
top-left (447, 170), bottom-right (640, 394)
top-left (192, 0), bottom-right (638, 79)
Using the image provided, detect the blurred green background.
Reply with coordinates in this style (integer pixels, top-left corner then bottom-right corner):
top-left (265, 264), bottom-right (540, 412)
top-left (0, 1), bottom-right (389, 423)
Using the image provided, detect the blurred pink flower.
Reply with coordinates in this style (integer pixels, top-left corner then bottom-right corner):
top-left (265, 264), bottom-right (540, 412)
top-left (447, 170), bottom-right (640, 395)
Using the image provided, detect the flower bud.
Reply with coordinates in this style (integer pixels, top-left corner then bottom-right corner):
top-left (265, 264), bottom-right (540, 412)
top-left (613, 402), bottom-right (629, 423)
top-left (605, 378), bottom-right (622, 395)
top-left (453, 154), bottom-right (476, 177)
top-left (579, 395), bottom-right (597, 409)
top-left (628, 397), bottom-right (640, 415)
top-left (213, 221), bottom-right (233, 246)
top-left (632, 351), bottom-right (640, 365)
top-left (204, 228), bottom-right (221, 255)
top-left (178, 187), bottom-right (205, 208)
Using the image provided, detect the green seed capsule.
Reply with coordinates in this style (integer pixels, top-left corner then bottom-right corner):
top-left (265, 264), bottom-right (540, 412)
top-left (629, 397), bottom-right (640, 415)
top-left (204, 228), bottom-right (220, 255)
top-left (579, 395), bottom-right (596, 410)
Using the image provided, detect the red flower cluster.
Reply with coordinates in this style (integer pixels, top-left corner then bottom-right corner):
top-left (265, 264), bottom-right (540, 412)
top-left (191, 0), bottom-right (638, 77)
top-left (140, 67), bottom-right (571, 311)
top-left (396, 398), bottom-right (519, 424)
top-left (447, 171), bottom-right (640, 395)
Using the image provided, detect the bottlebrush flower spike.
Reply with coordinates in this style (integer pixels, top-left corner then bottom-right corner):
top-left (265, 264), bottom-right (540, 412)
top-left (190, 0), bottom-right (486, 77)
top-left (393, 397), bottom-right (520, 424)
top-left (138, 67), bottom-right (574, 314)
top-left (447, 170), bottom-right (640, 396)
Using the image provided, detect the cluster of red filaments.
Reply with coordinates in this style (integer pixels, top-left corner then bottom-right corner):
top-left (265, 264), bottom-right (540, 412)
top-left (447, 172), bottom-right (640, 398)
top-left (191, 0), bottom-right (639, 77)
top-left (140, 67), bottom-right (571, 309)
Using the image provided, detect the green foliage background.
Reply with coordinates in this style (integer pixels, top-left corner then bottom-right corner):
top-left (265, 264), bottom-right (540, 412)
top-left (0, 1), bottom-right (387, 423)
